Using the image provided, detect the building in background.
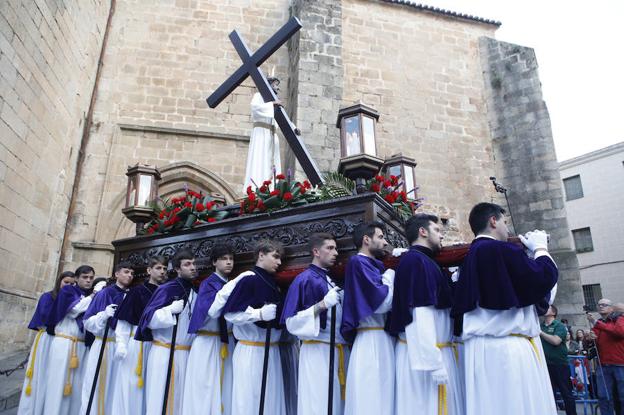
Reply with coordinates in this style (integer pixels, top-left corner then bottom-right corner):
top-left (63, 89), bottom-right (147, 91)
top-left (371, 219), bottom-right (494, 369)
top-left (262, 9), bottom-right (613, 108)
top-left (560, 142), bottom-right (624, 309)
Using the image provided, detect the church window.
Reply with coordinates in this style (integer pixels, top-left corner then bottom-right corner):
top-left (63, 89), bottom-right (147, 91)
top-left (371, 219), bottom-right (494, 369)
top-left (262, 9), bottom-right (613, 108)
top-left (572, 227), bottom-right (594, 253)
top-left (563, 175), bottom-right (584, 201)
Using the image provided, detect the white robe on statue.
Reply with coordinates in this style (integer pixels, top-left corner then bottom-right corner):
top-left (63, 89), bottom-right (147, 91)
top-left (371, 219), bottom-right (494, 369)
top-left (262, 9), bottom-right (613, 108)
top-left (17, 330), bottom-right (51, 415)
top-left (344, 280), bottom-right (395, 415)
top-left (181, 308), bottom-right (235, 415)
top-left (144, 293), bottom-right (195, 415)
top-left (109, 322), bottom-right (149, 415)
top-left (243, 92), bottom-right (281, 191)
top-left (395, 307), bottom-right (464, 415)
top-left (43, 295), bottom-right (92, 415)
top-left (461, 249), bottom-right (558, 415)
top-left (225, 309), bottom-right (286, 415)
top-left (286, 278), bottom-right (350, 415)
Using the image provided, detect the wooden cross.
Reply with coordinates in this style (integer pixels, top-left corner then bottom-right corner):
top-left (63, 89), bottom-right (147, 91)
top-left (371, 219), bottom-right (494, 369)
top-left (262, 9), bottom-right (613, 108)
top-left (207, 17), bottom-right (323, 185)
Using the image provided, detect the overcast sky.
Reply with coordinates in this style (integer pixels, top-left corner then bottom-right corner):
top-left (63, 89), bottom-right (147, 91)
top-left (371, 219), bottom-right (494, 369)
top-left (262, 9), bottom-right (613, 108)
top-left (421, 0), bottom-right (624, 161)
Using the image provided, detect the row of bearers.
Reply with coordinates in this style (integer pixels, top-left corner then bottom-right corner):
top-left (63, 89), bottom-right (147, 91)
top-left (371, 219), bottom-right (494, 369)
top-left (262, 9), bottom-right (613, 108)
top-left (18, 202), bottom-right (559, 415)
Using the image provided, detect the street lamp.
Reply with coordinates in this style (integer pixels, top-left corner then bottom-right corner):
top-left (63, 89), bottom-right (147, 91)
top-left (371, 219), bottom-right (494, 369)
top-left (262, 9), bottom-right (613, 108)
top-left (122, 164), bottom-right (161, 235)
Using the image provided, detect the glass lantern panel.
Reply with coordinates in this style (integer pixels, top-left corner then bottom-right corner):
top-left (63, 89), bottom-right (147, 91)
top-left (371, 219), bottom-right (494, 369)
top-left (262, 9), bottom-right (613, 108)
top-left (343, 116), bottom-right (361, 156)
top-left (362, 116), bottom-right (376, 156)
top-left (404, 167), bottom-right (415, 198)
top-left (387, 165), bottom-right (402, 180)
top-left (127, 176), bottom-right (137, 208)
top-left (137, 175), bottom-right (153, 207)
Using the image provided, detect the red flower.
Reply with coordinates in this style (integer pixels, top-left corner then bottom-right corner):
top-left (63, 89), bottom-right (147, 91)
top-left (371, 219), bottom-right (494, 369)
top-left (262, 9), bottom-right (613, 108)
top-left (276, 174), bottom-right (286, 180)
top-left (263, 180), bottom-right (272, 186)
top-left (206, 201), bottom-right (215, 210)
top-left (383, 180), bottom-right (392, 188)
top-left (257, 199), bottom-right (265, 210)
top-left (298, 184), bottom-right (306, 194)
top-left (375, 175), bottom-right (384, 182)
top-left (370, 183), bottom-right (381, 193)
top-left (164, 219), bottom-right (171, 226)
top-left (248, 192), bottom-right (256, 202)
top-left (283, 192), bottom-right (293, 201)
top-left (303, 180), bottom-right (312, 189)
top-left (184, 202), bottom-right (192, 208)
top-left (207, 217), bottom-right (216, 223)
top-left (384, 193), bottom-right (397, 204)
top-left (259, 185), bottom-right (268, 193)
top-left (270, 190), bottom-right (281, 196)
top-left (193, 221), bottom-right (202, 226)
top-left (195, 203), bottom-right (205, 212)
top-left (173, 207), bottom-right (181, 214)
top-left (147, 226), bottom-right (155, 234)
top-left (246, 185), bottom-right (253, 195)
top-left (159, 211), bottom-right (166, 219)
top-left (400, 191), bottom-right (407, 201)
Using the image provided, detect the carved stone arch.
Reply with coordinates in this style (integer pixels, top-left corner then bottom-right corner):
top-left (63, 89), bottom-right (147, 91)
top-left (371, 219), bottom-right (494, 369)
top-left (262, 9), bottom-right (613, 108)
top-left (100, 162), bottom-right (240, 243)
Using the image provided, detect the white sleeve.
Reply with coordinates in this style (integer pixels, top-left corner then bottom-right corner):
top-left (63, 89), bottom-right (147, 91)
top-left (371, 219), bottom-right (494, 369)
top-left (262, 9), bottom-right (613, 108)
top-left (251, 93), bottom-right (274, 118)
top-left (83, 311), bottom-right (108, 335)
top-left (67, 296), bottom-right (92, 318)
top-left (406, 306), bottom-right (443, 371)
top-left (148, 306), bottom-right (176, 330)
top-left (224, 306), bottom-right (261, 325)
top-left (115, 320), bottom-right (132, 349)
top-left (286, 306), bottom-right (319, 338)
top-left (374, 273), bottom-right (394, 314)
top-left (535, 251), bottom-right (557, 304)
top-left (208, 272), bottom-right (251, 318)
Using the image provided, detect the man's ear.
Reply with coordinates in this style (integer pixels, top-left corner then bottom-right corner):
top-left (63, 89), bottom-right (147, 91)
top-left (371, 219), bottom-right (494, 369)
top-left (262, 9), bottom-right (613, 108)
top-left (488, 216), bottom-right (498, 228)
top-left (418, 226), bottom-right (428, 238)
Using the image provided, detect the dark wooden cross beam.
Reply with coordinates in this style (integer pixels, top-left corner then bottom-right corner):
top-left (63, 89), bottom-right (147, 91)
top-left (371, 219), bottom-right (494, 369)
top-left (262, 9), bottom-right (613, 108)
top-left (207, 17), bottom-right (323, 186)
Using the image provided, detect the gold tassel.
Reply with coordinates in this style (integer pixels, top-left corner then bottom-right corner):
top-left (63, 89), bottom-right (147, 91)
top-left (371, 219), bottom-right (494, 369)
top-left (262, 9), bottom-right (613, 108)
top-left (137, 376), bottom-right (144, 389)
top-left (69, 339), bottom-right (79, 369)
top-left (136, 341), bottom-right (144, 388)
top-left (25, 383), bottom-right (32, 396)
top-left (220, 343), bottom-right (228, 360)
top-left (24, 330), bottom-right (44, 397)
top-left (25, 366), bottom-right (33, 379)
top-left (63, 382), bottom-right (72, 396)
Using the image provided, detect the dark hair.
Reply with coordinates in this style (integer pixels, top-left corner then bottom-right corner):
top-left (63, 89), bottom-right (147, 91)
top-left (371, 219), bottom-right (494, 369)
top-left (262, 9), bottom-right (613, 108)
top-left (172, 249), bottom-right (195, 269)
top-left (309, 232), bottom-right (335, 254)
top-left (211, 244), bottom-right (234, 264)
top-left (405, 214), bottom-right (439, 244)
top-left (147, 256), bottom-right (168, 268)
top-left (550, 305), bottom-right (558, 316)
top-left (114, 261), bottom-right (134, 273)
top-left (253, 239), bottom-right (284, 262)
top-left (352, 221), bottom-right (385, 249)
top-left (74, 265), bottom-right (95, 277)
top-left (468, 202), bottom-right (506, 236)
top-left (52, 271), bottom-right (75, 299)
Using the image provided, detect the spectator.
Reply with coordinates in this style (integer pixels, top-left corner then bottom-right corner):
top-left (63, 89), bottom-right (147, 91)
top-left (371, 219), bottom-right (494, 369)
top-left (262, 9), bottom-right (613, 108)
top-left (575, 329), bottom-right (586, 352)
top-left (541, 305), bottom-right (578, 415)
top-left (567, 331), bottom-right (582, 355)
top-left (588, 298), bottom-right (624, 415)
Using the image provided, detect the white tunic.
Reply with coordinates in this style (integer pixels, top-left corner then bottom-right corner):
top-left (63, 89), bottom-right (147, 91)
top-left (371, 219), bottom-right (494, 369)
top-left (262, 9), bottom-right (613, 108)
top-left (109, 321), bottom-right (149, 415)
top-left (226, 308), bottom-right (286, 415)
top-left (243, 92), bottom-right (281, 192)
top-left (461, 250), bottom-right (558, 415)
top-left (43, 295), bottom-right (92, 415)
top-left (144, 293), bottom-right (195, 415)
top-left (182, 277), bottom-right (235, 415)
top-left (344, 281), bottom-right (394, 415)
top-left (395, 307), bottom-right (464, 415)
top-left (17, 330), bottom-right (51, 415)
top-left (286, 278), bottom-right (349, 415)
top-left (80, 310), bottom-right (118, 415)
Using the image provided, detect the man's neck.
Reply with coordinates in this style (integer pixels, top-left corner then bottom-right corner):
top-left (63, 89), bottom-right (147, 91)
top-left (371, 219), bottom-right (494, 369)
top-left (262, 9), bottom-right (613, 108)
top-left (412, 240), bottom-right (434, 251)
top-left (115, 282), bottom-right (128, 290)
top-left (311, 259), bottom-right (328, 270)
top-left (215, 270), bottom-right (229, 281)
top-left (147, 277), bottom-right (160, 286)
top-left (255, 264), bottom-right (273, 275)
top-left (358, 248), bottom-right (373, 258)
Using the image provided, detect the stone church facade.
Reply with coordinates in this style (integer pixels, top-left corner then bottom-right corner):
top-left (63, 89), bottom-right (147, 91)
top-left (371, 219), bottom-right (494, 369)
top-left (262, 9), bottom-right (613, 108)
top-left (0, 0), bottom-right (583, 353)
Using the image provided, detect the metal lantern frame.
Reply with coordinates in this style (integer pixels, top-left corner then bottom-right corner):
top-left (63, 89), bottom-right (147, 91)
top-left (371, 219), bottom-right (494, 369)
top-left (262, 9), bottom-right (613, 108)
top-left (336, 103), bottom-right (380, 158)
top-left (122, 164), bottom-right (161, 234)
top-left (382, 153), bottom-right (418, 200)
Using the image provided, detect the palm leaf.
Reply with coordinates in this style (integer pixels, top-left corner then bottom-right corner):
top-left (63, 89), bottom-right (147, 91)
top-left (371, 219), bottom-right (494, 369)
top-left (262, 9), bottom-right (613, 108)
top-left (320, 171), bottom-right (355, 199)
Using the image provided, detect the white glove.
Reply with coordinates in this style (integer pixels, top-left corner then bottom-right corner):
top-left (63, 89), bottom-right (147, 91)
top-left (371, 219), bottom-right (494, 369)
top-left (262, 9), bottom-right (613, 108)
top-left (114, 343), bottom-right (127, 360)
top-left (93, 281), bottom-right (107, 294)
top-left (257, 303), bottom-right (277, 321)
top-left (392, 247), bottom-right (408, 257)
top-left (381, 269), bottom-right (395, 286)
top-left (166, 299), bottom-right (184, 315)
top-left (431, 367), bottom-right (448, 385)
top-left (104, 304), bottom-right (117, 318)
top-left (519, 230), bottom-right (549, 252)
top-left (323, 287), bottom-right (341, 309)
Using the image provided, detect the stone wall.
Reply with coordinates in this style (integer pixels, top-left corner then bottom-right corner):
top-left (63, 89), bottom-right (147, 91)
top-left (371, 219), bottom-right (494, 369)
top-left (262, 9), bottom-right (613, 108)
top-left (479, 37), bottom-right (585, 325)
top-left (0, 0), bottom-right (110, 352)
top-left (341, 0), bottom-right (498, 242)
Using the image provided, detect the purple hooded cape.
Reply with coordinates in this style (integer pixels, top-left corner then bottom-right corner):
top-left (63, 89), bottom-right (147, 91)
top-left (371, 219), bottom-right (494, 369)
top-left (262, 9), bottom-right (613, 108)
top-left (46, 284), bottom-right (88, 335)
top-left (280, 264), bottom-right (339, 329)
top-left (135, 277), bottom-right (195, 342)
top-left (340, 254), bottom-right (388, 342)
top-left (83, 284), bottom-right (128, 331)
top-left (450, 237), bottom-right (558, 319)
top-left (220, 266), bottom-right (284, 329)
top-left (28, 291), bottom-right (54, 331)
top-left (188, 273), bottom-right (229, 343)
top-left (387, 245), bottom-right (452, 335)
top-left (115, 281), bottom-right (158, 327)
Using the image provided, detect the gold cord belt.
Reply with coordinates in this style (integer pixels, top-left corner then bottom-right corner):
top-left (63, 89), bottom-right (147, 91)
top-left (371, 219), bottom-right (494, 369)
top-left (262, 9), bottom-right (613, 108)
top-left (510, 333), bottom-right (541, 362)
top-left (152, 340), bottom-right (191, 351)
top-left (24, 329), bottom-right (45, 396)
top-left (238, 340), bottom-right (279, 347)
top-left (253, 121), bottom-right (276, 133)
top-left (55, 332), bottom-right (84, 396)
top-left (302, 340), bottom-right (348, 400)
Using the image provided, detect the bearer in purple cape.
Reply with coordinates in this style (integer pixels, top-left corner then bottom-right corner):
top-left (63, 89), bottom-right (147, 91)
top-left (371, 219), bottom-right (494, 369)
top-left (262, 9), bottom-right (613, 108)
top-left (341, 222), bottom-right (396, 415)
top-left (80, 262), bottom-right (133, 415)
top-left (281, 233), bottom-right (348, 415)
top-left (135, 249), bottom-right (198, 415)
top-left (43, 266), bottom-right (95, 415)
top-left (451, 203), bottom-right (559, 415)
top-left (109, 256), bottom-right (167, 414)
top-left (17, 271), bottom-right (75, 415)
top-left (388, 214), bottom-right (464, 415)
top-left (182, 245), bottom-right (237, 415)
top-left (220, 240), bottom-right (287, 415)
